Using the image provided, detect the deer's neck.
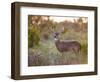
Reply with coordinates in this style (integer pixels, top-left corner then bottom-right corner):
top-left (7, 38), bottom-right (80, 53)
top-left (54, 38), bottom-right (60, 43)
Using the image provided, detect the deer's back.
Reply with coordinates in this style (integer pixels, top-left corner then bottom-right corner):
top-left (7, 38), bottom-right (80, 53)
top-left (55, 41), bottom-right (81, 52)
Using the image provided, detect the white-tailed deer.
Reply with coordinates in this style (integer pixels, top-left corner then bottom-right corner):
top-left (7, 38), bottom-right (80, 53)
top-left (49, 27), bottom-right (81, 55)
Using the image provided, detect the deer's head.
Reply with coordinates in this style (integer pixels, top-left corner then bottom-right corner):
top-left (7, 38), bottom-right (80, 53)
top-left (49, 27), bottom-right (65, 41)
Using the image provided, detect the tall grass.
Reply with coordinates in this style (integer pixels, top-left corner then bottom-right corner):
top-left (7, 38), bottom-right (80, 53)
top-left (28, 40), bottom-right (87, 66)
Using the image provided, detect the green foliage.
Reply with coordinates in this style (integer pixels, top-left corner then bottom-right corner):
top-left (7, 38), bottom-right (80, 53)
top-left (81, 43), bottom-right (88, 55)
top-left (28, 26), bottom-right (40, 48)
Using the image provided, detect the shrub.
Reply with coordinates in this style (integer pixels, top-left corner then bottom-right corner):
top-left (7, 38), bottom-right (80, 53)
top-left (81, 43), bottom-right (88, 55)
top-left (28, 27), bottom-right (40, 48)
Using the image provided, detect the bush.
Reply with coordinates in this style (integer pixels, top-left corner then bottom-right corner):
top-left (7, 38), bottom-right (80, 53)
top-left (81, 43), bottom-right (88, 55)
top-left (28, 27), bottom-right (40, 48)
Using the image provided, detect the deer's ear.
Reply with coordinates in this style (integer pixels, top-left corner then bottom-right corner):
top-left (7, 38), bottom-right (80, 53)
top-left (61, 28), bottom-right (68, 34)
